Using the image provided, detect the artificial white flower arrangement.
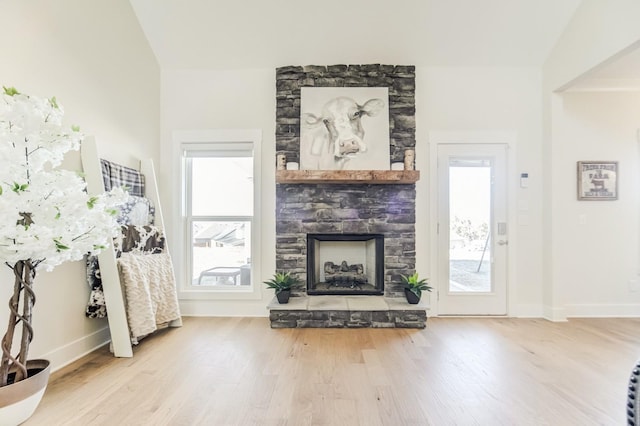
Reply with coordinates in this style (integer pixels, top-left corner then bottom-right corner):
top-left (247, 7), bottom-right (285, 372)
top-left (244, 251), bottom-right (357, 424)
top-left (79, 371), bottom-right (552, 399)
top-left (0, 86), bottom-right (126, 388)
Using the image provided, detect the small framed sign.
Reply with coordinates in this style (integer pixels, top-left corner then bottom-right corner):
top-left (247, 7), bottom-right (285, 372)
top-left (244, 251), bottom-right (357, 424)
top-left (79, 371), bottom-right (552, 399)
top-left (577, 161), bottom-right (618, 201)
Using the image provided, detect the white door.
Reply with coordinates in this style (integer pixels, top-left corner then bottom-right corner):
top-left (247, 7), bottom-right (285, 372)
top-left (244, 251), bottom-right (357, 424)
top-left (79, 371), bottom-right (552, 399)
top-left (437, 144), bottom-right (508, 315)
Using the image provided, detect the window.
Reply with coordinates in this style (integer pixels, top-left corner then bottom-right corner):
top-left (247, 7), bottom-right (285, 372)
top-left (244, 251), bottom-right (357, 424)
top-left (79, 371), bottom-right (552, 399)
top-left (179, 130), bottom-right (261, 299)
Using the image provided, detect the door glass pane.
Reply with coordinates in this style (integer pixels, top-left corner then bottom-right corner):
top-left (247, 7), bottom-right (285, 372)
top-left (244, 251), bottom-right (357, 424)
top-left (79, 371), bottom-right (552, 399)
top-left (449, 159), bottom-right (491, 292)
top-left (192, 220), bottom-right (251, 286)
top-left (191, 157), bottom-right (253, 216)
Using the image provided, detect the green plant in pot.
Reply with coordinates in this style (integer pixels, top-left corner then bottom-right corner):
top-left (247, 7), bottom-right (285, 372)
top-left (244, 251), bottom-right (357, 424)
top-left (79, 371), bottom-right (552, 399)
top-left (401, 272), bottom-right (432, 304)
top-left (264, 272), bottom-right (301, 304)
top-left (0, 87), bottom-right (124, 424)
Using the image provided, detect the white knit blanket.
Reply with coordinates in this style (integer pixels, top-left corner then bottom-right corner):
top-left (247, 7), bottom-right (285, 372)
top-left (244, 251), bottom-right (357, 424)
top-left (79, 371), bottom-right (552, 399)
top-left (117, 252), bottom-right (181, 341)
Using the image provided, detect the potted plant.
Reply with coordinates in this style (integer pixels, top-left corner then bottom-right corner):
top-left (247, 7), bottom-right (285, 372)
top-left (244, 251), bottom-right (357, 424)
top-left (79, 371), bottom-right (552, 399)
top-left (401, 272), bottom-right (432, 304)
top-left (263, 272), bottom-right (301, 304)
top-left (0, 87), bottom-right (124, 424)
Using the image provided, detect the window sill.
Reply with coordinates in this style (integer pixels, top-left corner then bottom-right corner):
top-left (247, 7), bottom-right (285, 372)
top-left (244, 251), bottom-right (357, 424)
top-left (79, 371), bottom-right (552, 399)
top-left (179, 286), bottom-right (262, 301)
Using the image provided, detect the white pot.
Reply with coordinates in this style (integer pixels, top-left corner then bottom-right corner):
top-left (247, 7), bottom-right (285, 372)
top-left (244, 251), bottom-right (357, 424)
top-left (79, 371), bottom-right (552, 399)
top-left (0, 359), bottom-right (51, 426)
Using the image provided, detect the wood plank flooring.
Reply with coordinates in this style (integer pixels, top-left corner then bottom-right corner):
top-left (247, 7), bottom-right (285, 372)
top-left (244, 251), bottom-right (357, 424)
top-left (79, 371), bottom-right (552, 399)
top-left (24, 317), bottom-right (640, 425)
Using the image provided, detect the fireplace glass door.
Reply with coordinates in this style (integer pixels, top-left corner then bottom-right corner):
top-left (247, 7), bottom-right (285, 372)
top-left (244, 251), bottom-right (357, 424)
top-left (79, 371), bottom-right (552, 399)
top-left (307, 233), bottom-right (384, 295)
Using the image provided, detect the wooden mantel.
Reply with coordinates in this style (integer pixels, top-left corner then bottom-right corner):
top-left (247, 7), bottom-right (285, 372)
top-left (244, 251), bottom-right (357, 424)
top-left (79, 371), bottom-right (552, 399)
top-left (276, 170), bottom-right (420, 184)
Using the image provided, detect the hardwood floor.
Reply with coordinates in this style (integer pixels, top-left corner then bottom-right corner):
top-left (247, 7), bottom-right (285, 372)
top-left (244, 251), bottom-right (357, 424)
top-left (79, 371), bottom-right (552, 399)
top-left (25, 317), bottom-right (640, 425)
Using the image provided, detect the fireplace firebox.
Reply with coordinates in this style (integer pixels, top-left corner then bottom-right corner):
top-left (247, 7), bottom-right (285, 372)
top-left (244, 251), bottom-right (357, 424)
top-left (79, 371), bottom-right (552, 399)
top-left (306, 233), bottom-right (384, 295)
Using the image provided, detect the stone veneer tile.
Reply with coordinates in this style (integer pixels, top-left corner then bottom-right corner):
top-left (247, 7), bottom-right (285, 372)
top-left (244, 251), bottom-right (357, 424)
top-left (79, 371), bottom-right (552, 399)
top-left (346, 296), bottom-right (388, 311)
top-left (308, 296), bottom-right (348, 311)
top-left (275, 65), bottom-right (417, 299)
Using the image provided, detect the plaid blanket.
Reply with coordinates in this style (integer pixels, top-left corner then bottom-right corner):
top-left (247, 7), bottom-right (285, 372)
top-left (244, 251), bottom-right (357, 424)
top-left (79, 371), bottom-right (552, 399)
top-left (86, 160), bottom-right (148, 318)
top-left (100, 159), bottom-right (145, 197)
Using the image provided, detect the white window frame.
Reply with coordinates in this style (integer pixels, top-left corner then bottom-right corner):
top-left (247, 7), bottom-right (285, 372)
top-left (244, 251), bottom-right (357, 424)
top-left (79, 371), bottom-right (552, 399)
top-left (174, 129), bottom-right (262, 300)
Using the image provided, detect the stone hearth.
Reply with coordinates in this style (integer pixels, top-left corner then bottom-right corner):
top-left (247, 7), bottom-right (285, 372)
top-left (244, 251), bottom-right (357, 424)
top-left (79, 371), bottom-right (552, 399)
top-left (268, 296), bottom-right (426, 328)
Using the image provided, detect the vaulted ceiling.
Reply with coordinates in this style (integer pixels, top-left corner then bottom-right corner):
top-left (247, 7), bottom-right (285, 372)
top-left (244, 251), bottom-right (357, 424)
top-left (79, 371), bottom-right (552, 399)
top-left (129, 1), bottom-right (640, 91)
top-left (129, 0), bottom-right (583, 70)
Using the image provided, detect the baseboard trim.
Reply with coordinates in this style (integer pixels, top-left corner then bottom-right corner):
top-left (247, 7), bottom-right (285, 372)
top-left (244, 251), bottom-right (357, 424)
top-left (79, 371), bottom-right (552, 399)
top-left (178, 300), bottom-right (270, 317)
top-left (543, 305), bottom-right (568, 322)
top-left (512, 304), bottom-right (545, 318)
top-left (565, 303), bottom-right (640, 318)
top-left (38, 326), bottom-right (111, 374)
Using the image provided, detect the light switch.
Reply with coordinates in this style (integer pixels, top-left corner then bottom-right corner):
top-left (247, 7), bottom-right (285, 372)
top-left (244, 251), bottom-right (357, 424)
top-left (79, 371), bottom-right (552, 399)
top-left (497, 222), bottom-right (507, 235)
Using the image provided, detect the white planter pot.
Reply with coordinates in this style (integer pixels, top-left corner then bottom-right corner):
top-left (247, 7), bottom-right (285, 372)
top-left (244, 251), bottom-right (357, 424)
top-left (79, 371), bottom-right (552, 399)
top-left (0, 359), bottom-right (51, 426)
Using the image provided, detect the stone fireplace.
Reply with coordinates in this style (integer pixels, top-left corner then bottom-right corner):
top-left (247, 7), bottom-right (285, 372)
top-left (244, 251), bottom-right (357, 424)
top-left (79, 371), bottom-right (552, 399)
top-left (276, 183), bottom-right (417, 298)
top-left (270, 64), bottom-right (425, 328)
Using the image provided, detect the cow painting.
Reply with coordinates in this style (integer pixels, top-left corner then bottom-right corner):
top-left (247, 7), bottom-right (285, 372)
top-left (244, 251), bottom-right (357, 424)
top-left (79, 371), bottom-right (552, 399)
top-left (300, 87), bottom-right (390, 170)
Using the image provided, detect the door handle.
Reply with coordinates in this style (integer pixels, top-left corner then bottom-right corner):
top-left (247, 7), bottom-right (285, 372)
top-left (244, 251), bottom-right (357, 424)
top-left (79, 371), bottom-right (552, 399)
top-left (497, 240), bottom-right (508, 246)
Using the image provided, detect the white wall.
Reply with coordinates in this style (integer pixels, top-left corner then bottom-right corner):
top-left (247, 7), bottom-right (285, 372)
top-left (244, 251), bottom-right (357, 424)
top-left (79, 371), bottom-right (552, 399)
top-left (162, 66), bottom-right (546, 317)
top-left (543, 0), bottom-right (640, 319)
top-left (161, 68), bottom-right (276, 316)
top-left (418, 67), bottom-right (545, 316)
top-left (556, 91), bottom-right (640, 316)
top-left (0, 0), bottom-right (159, 370)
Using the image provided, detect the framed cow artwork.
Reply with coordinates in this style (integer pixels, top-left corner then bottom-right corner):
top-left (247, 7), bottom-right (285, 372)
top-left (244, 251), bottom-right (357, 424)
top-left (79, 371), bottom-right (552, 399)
top-left (577, 161), bottom-right (618, 200)
top-left (300, 87), bottom-right (390, 170)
